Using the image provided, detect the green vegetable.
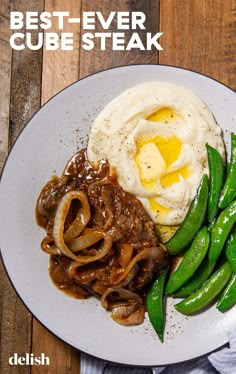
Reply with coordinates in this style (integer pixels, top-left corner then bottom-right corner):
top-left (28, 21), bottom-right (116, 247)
top-left (217, 273), bottom-right (236, 312)
top-left (219, 133), bottom-right (236, 209)
top-left (166, 227), bottom-right (209, 295)
top-left (175, 261), bottom-right (232, 315)
top-left (206, 143), bottom-right (225, 222)
top-left (207, 217), bottom-right (216, 232)
top-left (147, 268), bottom-right (169, 342)
top-left (165, 174), bottom-right (209, 255)
top-left (208, 200), bottom-right (236, 266)
top-left (174, 258), bottom-right (214, 298)
top-left (225, 232), bottom-right (236, 273)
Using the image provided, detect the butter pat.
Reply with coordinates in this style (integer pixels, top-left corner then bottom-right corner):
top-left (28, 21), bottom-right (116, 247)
top-left (137, 143), bottom-right (166, 180)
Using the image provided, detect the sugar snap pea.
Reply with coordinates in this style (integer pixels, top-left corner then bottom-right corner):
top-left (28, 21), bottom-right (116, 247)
top-left (208, 217), bottom-right (216, 232)
top-left (174, 258), bottom-right (214, 298)
top-left (165, 174), bottom-right (209, 255)
top-left (219, 133), bottom-right (236, 209)
top-left (206, 143), bottom-right (225, 223)
top-left (147, 268), bottom-right (169, 342)
top-left (166, 227), bottom-right (209, 295)
top-left (217, 273), bottom-right (236, 312)
top-left (175, 261), bottom-right (232, 315)
top-left (225, 232), bottom-right (236, 273)
top-left (208, 200), bottom-right (236, 266)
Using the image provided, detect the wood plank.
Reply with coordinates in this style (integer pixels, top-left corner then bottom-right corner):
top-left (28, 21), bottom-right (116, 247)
top-left (32, 322), bottom-right (81, 374)
top-left (9, 1), bottom-right (44, 146)
top-left (1, 0), bottom-right (234, 372)
top-left (2, 1), bottom-right (235, 372)
top-left (41, 0), bottom-right (81, 104)
top-left (31, 1), bottom-right (82, 373)
top-left (0, 261), bottom-right (32, 374)
top-left (0, 1), bottom-right (44, 373)
top-left (0, 0), bottom-right (11, 169)
top-left (79, 0), bottom-right (159, 78)
top-left (159, 0), bottom-right (236, 89)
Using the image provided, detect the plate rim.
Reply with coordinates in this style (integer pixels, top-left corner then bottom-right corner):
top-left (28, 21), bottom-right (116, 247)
top-left (0, 63), bottom-right (235, 367)
top-left (0, 250), bottom-right (227, 368)
top-left (1, 62), bottom-right (235, 181)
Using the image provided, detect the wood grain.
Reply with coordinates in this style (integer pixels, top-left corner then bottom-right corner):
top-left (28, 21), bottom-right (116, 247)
top-left (31, 1), bottom-right (82, 373)
top-left (160, 0), bottom-right (236, 89)
top-left (0, 1), bottom-right (235, 373)
top-left (79, 0), bottom-right (159, 78)
top-left (0, 0), bottom-right (11, 169)
top-left (0, 1), bottom-right (44, 373)
top-left (31, 322), bottom-right (81, 374)
top-left (41, 0), bottom-right (81, 104)
top-left (0, 260), bottom-right (32, 374)
top-left (9, 0), bottom-right (44, 146)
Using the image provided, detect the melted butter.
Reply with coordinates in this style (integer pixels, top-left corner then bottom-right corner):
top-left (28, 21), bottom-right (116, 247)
top-left (136, 135), bottom-right (182, 168)
top-left (149, 198), bottom-right (170, 214)
top-left (134, 107), bottom-right (191, 222)
top-left (134, 143), bottom-right (166, 184)
top-left (147, 107), bottom-right (184, 126)
top-left (135, 135), bottom-right (186, 189)
top-left (160, 165), bottom-right (190, 187)
top-left (140, 179), bottom-right (157, 191)
top-left (155, 135), bottom-right (182, 167)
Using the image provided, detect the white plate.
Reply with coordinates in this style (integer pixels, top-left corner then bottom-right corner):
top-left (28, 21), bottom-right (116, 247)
top-left (0, 65), bottom-right (235, 367)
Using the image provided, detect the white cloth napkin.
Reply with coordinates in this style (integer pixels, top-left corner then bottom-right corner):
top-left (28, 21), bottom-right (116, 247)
top-left (80, 329), bottom-right (236, 374)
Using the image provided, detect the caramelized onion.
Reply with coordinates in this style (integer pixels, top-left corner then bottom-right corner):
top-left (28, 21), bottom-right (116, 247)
top-left (101, 287), bottom-right (142, 310)
top-left (110, 247), bottom-right (160, 285)
top-left (69, 232), bottom-right (105, 252)
top-left (53, 190), bottom-right (90, 262)
top-left (41, 235), bottom-right (59, 255)
top-left (68, 233), bottom-right (112, 268)
top-left (111, 266), bottom-right (138, 288)
top-left (101, 287), bottom-right (144, 325)
top-left (63, 195), bottom-right (90, 243)
top-left (118, 243), bottom-right (133, 269)
top-left (36, 149), bottom-right (169, 326)
top-left (111, 305), bottom-right (145, 325)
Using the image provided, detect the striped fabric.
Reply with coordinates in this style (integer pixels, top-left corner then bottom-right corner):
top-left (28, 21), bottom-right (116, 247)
top-left (208, 330), bottom-right (236, 374)
top-left (80, 329), bottom-right (236, 374)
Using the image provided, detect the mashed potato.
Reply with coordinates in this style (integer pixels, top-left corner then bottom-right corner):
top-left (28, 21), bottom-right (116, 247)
top-left (87, 82), bottom-right (225, 225)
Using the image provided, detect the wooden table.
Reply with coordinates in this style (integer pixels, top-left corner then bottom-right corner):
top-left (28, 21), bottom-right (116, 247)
top-left (0, 1), bottom-right (235, 373)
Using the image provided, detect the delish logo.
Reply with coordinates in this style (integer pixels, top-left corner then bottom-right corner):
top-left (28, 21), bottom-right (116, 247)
top-left (9, 353), bottom-right (50, 366)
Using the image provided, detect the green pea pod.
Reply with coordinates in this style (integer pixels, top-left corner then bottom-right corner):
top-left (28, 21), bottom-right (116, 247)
top-left (165, 174), bottom-right (209, 255)
top-left (217, 273), bottom-right (236, 312)
top-left (206, 143), bottom-right (225, 223)
top-left (147, 268), bottom-right (169, 342)
top-left (219, 133), bottom-right (236, 209)
top-left (166, 227), bottom-right (209, 295)
top-left (208, 200), bottom-right (236, 266)
top-left (175, 261), bottom-right (232, 315)
top-left (225, 232), bottom-right (236, 273)
top-left (174, 258), bottom-right (214, 298)
top-left (207, 217), bottom-right (216, 232)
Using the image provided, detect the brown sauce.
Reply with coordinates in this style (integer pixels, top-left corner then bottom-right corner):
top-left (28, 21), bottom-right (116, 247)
top-left (49, 255), bottom-right (90, 299)
top-left (36, 148), bottom-right (169, 323)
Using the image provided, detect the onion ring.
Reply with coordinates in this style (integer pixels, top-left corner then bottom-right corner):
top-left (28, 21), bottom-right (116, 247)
top-left (53, 190), bottom-right (91, 262)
